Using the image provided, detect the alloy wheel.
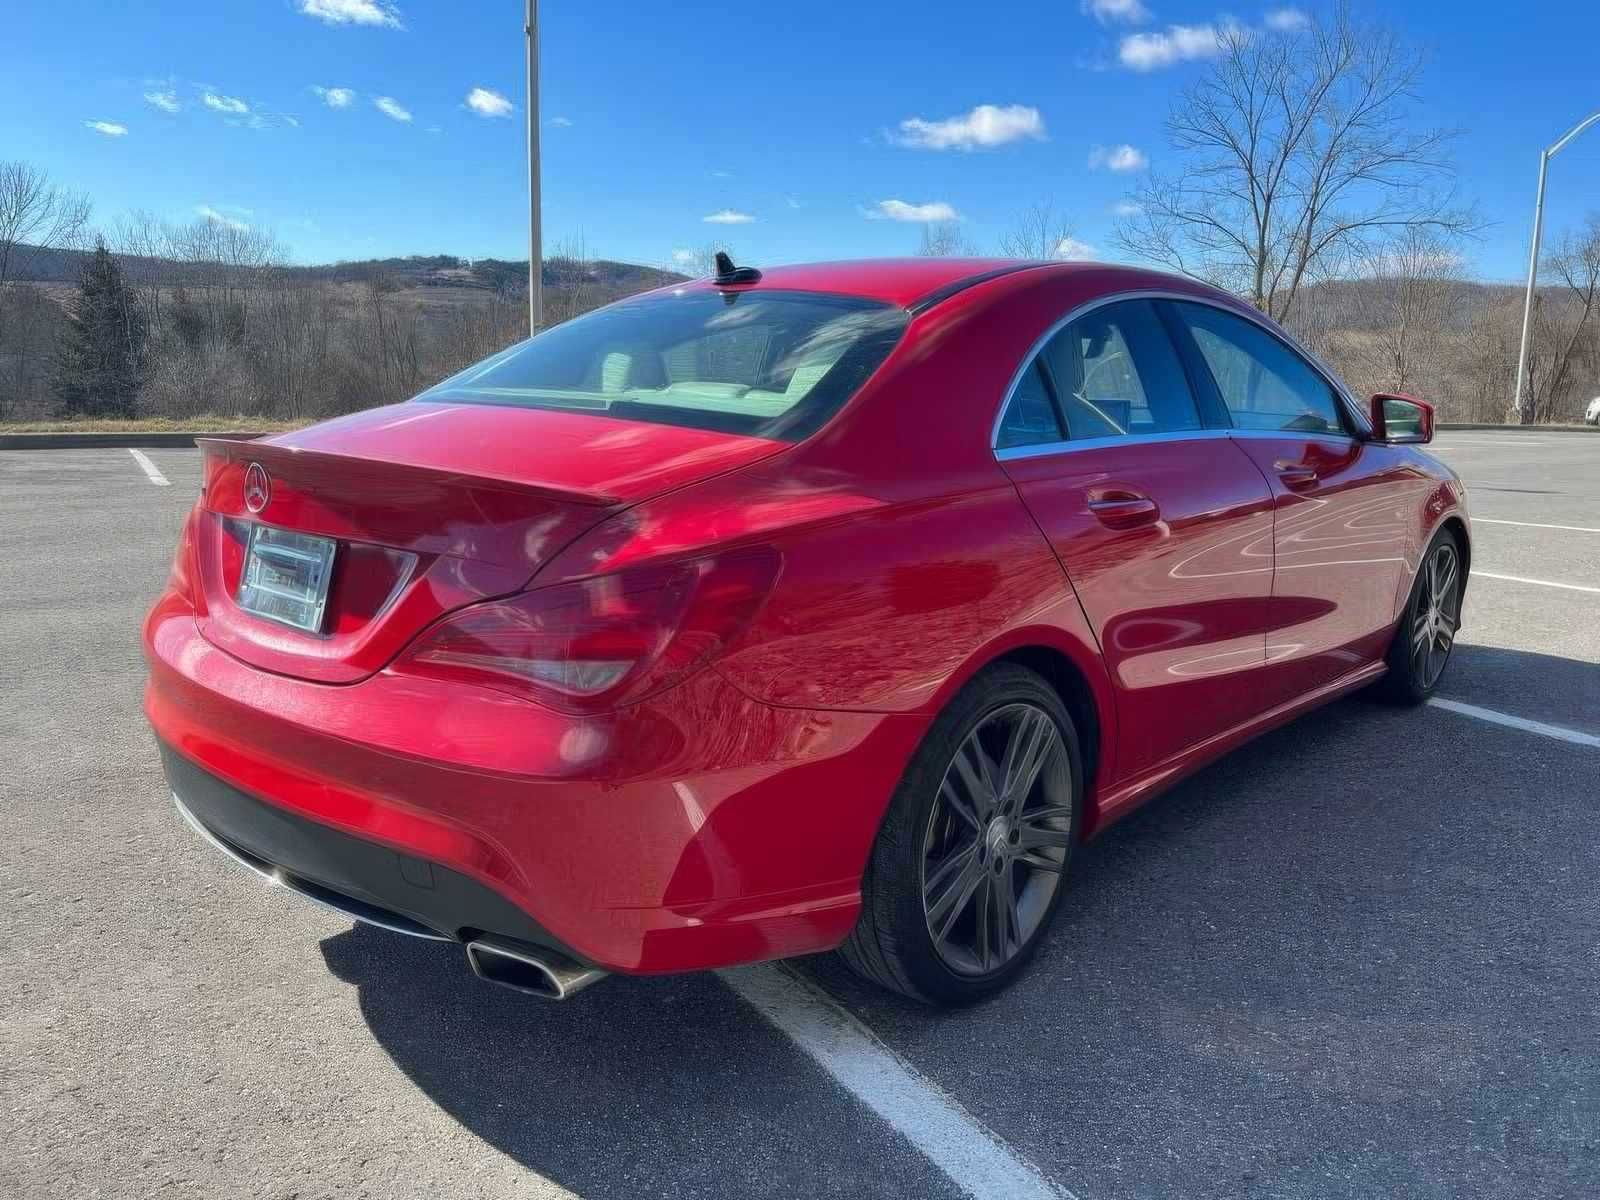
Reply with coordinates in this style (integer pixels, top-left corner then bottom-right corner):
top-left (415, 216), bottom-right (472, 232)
top-left (920, 703), bottom-right (1072, 976)
top-left (1411, 541), bottom-right (1461, 689)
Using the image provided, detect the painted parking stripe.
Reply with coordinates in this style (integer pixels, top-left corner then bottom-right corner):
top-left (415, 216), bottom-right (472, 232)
top-left (1475, 570), bottom-right (1600, 595)
top-left (1429, 698), bottom-right (1600, 750)
top-left (1474, 518), bottom-right (1600, 534)
top-left (720, 964), bottom-right (1074, 1200)
top-left (127, 448), bottom-right (170, 486)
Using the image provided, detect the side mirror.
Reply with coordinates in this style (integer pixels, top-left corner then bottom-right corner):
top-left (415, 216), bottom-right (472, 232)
top-left (1369, 393), bottom-right (1434, 445)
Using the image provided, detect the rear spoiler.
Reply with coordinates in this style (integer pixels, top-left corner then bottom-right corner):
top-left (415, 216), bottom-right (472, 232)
top-left (197, 437), bottom-right (623, 508)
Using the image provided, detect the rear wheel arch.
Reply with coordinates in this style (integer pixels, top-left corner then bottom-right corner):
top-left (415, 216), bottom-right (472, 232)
top-left (992, 645), bottom-right (1105, 809)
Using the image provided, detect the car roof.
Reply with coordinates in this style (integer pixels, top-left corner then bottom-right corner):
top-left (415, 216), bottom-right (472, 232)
top-left (673, 258), bottom-right (1094, 310)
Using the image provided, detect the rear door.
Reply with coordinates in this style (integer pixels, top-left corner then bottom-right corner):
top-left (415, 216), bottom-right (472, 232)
top-left (996, 298), bottom-right (1277, 779)
top-left (1166, 301), bottom-right (1413, 704)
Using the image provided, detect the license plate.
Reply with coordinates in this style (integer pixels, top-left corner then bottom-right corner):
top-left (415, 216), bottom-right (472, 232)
top-left (236, 525), bottom-right (337, 634)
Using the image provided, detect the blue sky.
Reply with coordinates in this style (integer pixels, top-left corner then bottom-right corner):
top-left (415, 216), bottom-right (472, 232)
top-left (5, 0), bottom-right (1599, 280)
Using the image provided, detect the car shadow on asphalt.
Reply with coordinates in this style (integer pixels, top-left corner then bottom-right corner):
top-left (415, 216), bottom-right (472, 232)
top-left (321, 646), bottom-right (1597, 1200)
top-left (318, 925), bottom-right (961, 1200)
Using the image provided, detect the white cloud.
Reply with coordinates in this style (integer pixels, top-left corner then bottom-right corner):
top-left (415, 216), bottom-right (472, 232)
top-left (203, 92), bottom-right (250, 115)
top-left (548, 115), bottom-right (573, 127)
top-left (197, 205), bottom-right (250, 231)
top-left (1264, 7), bottom-right (1310, 32)
top-left (1112, 200), bottom-right (1144, 217)
top-left (373, 96), bottom-right (412, 122)
top-left (895, 103), bottom-right (1045, 151)
top-left (85, 120), bottom-right (128, 137)
top-left (1088, 143), bottom-right (1149, 172)
top-left (1054, 237), bottom-right (1097, 261)
top-left (671, 249), bottom-right (696, 265)
top-left (866, 199), bottom-right (961, 223)
top-left (703, 209), bottom-right (755, 225)
top-left (297, 0), bottom-right (403, 28)
top-left (312, 86), bottom-right (356, 108)
top-left (466, 87), bottom-right (515, 118)
top-left (1119, 23), bottom-right (1231, 70)
top-left (144, 90), bottom-right (180, 113)
top-left (786, 195), bottom-right (802, 210)
top-left (1081, 0), bottom-right (1151, 23)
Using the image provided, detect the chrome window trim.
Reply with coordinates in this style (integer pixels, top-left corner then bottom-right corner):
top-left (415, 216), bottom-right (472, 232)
top-left (989, 289), bottom-right (1372, 456)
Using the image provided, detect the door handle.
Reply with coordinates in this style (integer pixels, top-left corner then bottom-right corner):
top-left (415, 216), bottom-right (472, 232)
top-left (1275, 462), bottom-right (1319, 490)
top-left (1088, 491), bottom-right (1161, 528)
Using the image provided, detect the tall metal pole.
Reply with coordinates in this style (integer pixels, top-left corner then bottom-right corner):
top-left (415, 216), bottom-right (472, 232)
top-left (1509, 110), bottom-right (1600, 424)
top-left (525, 0), bottom-right (542, 333)
top-left (1510, 152), bottom-right (1550, 425)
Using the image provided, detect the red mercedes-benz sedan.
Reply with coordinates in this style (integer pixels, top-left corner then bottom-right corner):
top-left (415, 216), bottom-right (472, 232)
top-left (144, 257), bottom-right (1469, 1005)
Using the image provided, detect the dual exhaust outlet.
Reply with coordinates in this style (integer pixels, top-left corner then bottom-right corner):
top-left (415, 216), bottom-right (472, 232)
top-left (465, 937), bottom-right (608, 1001)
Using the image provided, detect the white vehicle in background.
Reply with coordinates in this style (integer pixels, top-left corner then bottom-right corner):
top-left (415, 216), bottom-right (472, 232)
top-left (1586, 396), bottom-right (1600, 425)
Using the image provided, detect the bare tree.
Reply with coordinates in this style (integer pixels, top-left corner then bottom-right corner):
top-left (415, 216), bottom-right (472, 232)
top-left (1116, 7), bottom-right (1470, 323)
top-left (1353, 228), bottom-right (1465, 395)
top-left (0, 161), bottom-right (91, 291)
top-left (1524, 214), bottom-right (1600, 422)
top-left (545, 233), bottom-right (596, 324)
top-left (917, 221), bottom-right (978, 257)
top-left (998, 201), bottom-right (1076, 260)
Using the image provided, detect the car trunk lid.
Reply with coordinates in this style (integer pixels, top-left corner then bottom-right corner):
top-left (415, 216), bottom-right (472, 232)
top-left (190, 403), bottom-right (784, 683)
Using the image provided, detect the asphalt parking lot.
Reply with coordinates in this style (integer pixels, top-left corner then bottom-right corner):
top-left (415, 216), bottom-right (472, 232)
top-left (3, 430), bottom-right (1597, 1200)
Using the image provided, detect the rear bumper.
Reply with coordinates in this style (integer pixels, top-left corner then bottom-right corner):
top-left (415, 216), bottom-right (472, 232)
top-left (163, 742), bottom-right (578, 955)
top-left (144, 593), bottom-right (928, 974)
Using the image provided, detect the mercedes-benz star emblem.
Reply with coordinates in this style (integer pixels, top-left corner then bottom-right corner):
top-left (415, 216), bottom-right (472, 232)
top-left (243, 462), bottom-right (271, 514)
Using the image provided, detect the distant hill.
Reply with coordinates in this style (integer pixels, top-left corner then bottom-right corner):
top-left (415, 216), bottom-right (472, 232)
top-left (6, 244), bottom-right (686, 294)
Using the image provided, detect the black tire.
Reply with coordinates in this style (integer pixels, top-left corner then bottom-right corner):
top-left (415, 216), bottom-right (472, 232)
top-left (1374, 527), bottom-right (1465, 705)
top-left (840, 663), bottom-right (1083, 1006)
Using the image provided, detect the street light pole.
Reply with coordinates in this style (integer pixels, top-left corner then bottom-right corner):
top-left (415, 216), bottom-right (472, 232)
top-left (1510, 110), bottom-right (1600, 424)
top-left (525, 0), bottom-right (542, 334)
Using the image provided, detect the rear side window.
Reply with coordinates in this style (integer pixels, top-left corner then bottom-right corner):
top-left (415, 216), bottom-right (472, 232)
top-left (420, 289), bottom-right (909, 442)
top-left (1176, 303), bottom-right (1345, 435)
top-left (1042, 300), bottom-right (1201, 439)
top-left (996, 361), bottom-right (1065, 448)
top-left (995, 299), bottom-right (1203, 449)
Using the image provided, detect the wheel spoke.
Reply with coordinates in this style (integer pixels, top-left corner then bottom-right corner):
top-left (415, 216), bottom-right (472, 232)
top-left (950, 735), bottom-right (999, 819)
top-left (1017, 809), bottom-right (1068, 857)
top-left (1434, 612), bottom-right (1455, 651)
top-left (1436, 551), bottom-right (1458, 602)
top-left (999, 869), bottom-right (1022, 956)
top-left (999, 710), bottom-right (1059, 817)
top-left (1017, 851), bottom-right (1065, 874)
top-left (1412, 612), bottom-right (1431, 651)
top-left (937, 777), bottom-right (982, 833)
top-left (925, 847), bottom-right (984, 942)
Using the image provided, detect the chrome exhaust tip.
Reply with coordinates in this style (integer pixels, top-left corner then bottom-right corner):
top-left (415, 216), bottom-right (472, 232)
top-left (465, 937), bottom-right (607, 1001)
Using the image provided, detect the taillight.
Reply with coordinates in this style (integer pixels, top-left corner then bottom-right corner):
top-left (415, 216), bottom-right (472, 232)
top-left (167, 502), bottom-right (200, 606)
top-left (393, 547), bottom-right (780, 713)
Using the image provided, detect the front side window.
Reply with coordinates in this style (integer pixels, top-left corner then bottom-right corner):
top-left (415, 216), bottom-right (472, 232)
top-left (1176, 302), bottom-right (1345, 435)
top-left (420, 290), bottom-right (909, 441)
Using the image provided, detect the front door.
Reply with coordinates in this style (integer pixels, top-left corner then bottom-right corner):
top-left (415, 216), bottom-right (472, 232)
top-left (1167, 300), bottom-right (1413, 704)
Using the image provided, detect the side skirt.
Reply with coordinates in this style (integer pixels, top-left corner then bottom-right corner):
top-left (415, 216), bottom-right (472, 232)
top-left (1086, 659), bottom-right (1388, 836)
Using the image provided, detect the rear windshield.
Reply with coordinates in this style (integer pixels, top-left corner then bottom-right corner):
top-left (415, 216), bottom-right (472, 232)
top-left (418, 288), bottom-right (909, 441)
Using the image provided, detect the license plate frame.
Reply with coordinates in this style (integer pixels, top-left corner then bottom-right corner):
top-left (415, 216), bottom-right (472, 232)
top-left (236, 524), bottom-right (338, 634)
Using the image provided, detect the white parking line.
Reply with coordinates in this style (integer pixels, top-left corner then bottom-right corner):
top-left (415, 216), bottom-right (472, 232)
top-left (1474, 518), bottom-right (1600, 534)
top-left (1476, 570), bottom-right (1600, 594)
top-left (719, 964), bottom-right (1073, 1200)
top-left (127, 448), bottom-right (170, 486)
top-left (1429, 698), bottom-right (1600, 750)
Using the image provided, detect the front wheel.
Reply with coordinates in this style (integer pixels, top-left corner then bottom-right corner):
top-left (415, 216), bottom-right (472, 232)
top-left (841, 664), bottom-right (1081, 1006)
top-left (1376, 529), bottom-right (1464, 704)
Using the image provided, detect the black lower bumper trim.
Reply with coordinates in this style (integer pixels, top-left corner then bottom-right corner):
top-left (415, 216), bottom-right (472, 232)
top-left (158, 741), bottom-right (581, 962)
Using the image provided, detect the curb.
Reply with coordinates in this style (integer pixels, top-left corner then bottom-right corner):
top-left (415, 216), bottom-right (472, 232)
top-left (0, 430), bottom-right (272, 450)
top-left (1437, 423), bottom-right (1600, 433)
